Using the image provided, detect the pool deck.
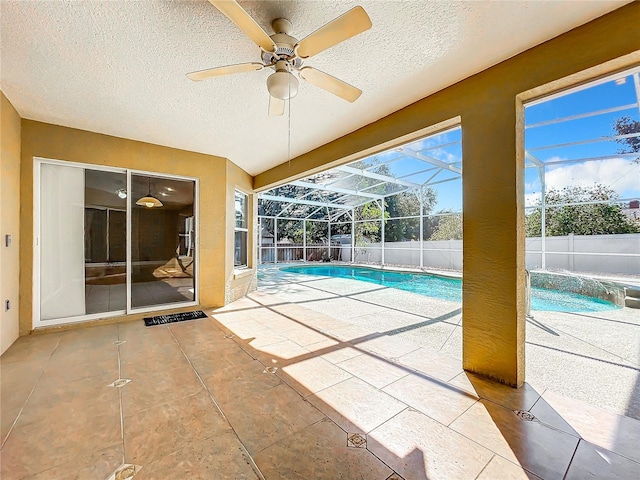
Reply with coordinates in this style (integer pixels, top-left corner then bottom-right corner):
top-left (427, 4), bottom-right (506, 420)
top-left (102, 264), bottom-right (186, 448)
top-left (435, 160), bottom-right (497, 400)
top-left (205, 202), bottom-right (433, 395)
top-left (259, 263), bottom-right (640, 420)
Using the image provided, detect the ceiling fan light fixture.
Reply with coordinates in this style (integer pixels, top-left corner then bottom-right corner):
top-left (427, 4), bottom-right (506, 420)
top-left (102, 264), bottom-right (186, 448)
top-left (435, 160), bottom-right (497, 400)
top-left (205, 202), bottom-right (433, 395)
top-left (267, 70), bottom-right (299, 100)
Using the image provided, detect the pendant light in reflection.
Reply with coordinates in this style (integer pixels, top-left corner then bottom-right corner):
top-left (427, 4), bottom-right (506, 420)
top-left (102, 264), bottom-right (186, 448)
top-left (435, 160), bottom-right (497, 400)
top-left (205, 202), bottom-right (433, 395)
top-left (136, 177), bottom-right (163, 208)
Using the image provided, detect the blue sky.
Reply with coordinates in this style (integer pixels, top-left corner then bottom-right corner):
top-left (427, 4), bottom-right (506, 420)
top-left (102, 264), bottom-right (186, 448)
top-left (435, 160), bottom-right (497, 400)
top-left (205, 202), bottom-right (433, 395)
top-left (279, 70), bottom-right (639, 216)
top-left (524, 73), bottom-right (640, 208)
top-left (390, 70), bottom-right (640, 212)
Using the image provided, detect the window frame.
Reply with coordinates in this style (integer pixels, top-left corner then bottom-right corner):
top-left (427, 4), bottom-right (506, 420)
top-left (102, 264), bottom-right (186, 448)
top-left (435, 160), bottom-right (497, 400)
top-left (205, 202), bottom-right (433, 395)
top-left (234, 189), bottom-right (249, 269)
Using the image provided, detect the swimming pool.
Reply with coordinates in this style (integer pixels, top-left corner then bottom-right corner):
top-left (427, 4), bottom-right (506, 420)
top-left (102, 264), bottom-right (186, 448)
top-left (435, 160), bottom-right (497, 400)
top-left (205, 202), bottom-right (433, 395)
top-left (280, 265), bottom-right (620, 312)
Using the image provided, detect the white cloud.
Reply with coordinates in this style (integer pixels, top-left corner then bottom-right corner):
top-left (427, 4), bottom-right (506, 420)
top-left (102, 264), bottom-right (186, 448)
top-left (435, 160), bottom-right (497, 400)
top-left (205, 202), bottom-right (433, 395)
top-left (525, 192), bottom-right (542, 207)
top-left (545, 158), bottom-right (639, 196)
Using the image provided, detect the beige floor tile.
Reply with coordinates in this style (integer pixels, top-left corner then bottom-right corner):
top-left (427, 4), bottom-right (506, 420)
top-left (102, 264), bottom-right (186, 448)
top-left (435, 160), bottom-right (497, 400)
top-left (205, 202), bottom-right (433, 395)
top-left (297, 315), bottom-right (351, 333)
top-left (308, 377), bottom-right (407, 434)
top-left (123, 391), bottom-right (231, 465)
top-left (1, 359), bottom-right (46, 413)
top-left (249, 309), bottom-right (302, 331)
top-left (119, 339), bottom-right (187, 376)
top-left (449, 400), bottom-right (579, 480)
top-left (0, 333), bottom-right (61, 365)
top-left (187, 343), bottom-right (257, 377)
top-left (213, 296), bottom-right (262, 312)
top-left (249, 339), bottom-right (311, 367)
top-left (166, 317), bottom-right (221, 342)
top-left (43, 348), bottom-right (119, 382)
top-left (398, 347), bottom-right (463, 382)
top-left (247, 290), bottom-right (289, 306)
top-left (302, 338), bottom-right (340, 354)
top-left (358, 334), bottom-right (421, 359)
top-left (200, 358), bottom-right (282, 397)
top-left (565, 440), bottom-right (640, 480)
top-left (121, 363), bottom-right (205, 417)
top-left (22, 444), bottom-right (123, 480)
top-left (1, 411), bottom-right (121, 479)
top-left (16, 371), bottom-right (120, 428)
top-left (476, 455), bottom-right (542, 480)
top-left (134, 436), bottom-right (261, 480)
top-left (269, 303), bottom-right (333, 321)
top-left (326, 324), bottom-right (376, 342)
top-left (283, 324), bottom-right (333, 346)
top-left (244, 331), bottom-right (289, 348)
top-left (337, 353), bottom-right (410, 389)
top-left (279, 356), bottom-right (352, 396)
top-left (530, 389), bottom-right (640, 462)
top-left (57, 323), bottom-right (119, 348)
top-left (217, 382), bottom-right (326, 455)
top-left (1, 405), bottom-right (21, 445)
top-left (448, 372), bottom-right (542, 411)
top-left (254, 417), bottom-right (393, 480)
top-left (320, 345), bottom-right (364, 364)
top-left (382, 373), bottom-right (478, 425)
top-left (368, 408), bottom-right (493, 480)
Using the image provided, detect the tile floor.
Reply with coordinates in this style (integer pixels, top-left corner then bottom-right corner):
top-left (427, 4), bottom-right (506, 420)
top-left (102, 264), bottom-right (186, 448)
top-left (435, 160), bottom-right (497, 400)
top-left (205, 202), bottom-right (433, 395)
top-left (2, 288), bottom-right (639, 479)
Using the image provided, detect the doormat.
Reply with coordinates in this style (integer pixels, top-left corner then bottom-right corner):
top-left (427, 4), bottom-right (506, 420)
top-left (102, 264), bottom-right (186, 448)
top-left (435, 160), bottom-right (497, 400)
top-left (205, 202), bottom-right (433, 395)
top-left (143, 310), bottom-right (207, 327)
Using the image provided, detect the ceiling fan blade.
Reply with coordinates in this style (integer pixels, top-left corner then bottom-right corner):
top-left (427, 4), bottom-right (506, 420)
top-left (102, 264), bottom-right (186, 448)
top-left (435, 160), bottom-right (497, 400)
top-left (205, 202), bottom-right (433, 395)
top-left (209, 0), bottom-right (277, 52)
top-left (295, 6), bottom-right (372, 59)
top-left (186, 62), bottom-right (263, 81)
top-left (269, 96), bottom-right (285, 116)
top-left (299, 67), bottom-right (362, 102)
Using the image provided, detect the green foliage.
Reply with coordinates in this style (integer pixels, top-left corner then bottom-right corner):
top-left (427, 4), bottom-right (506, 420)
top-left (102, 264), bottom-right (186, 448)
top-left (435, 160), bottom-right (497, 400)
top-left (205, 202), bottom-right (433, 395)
top-left (525, 184), bottom-right (640, 236)
top-left (384, 189), bottom-right (437, 241)
top-left (613, 116), bottom-right (640, 162)
top-left (429, 213), bottom-right (463, 240)
top-left (355, 201), bottom-right (386, 244)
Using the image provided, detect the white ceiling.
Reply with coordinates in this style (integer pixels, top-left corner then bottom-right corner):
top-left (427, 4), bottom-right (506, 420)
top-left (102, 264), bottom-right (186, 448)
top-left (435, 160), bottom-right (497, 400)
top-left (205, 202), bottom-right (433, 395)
top-left (0, 0), bottom-right (629, 176)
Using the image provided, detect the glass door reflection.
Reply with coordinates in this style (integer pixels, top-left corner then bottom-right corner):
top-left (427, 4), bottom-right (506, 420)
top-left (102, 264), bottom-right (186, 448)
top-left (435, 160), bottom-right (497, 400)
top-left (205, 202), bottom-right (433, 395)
top-left (130, 174), bottom-right (195, 309)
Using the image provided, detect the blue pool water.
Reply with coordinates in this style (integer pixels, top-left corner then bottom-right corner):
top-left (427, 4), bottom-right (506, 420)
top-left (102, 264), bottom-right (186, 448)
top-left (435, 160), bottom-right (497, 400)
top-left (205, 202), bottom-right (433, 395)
top-left (281, 265), bottom-right (619, 312)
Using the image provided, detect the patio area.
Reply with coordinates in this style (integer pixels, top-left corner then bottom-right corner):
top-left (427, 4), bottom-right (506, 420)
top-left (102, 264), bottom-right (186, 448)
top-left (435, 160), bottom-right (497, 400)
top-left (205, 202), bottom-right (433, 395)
top-left (1, 268), bottom-right (639, 479)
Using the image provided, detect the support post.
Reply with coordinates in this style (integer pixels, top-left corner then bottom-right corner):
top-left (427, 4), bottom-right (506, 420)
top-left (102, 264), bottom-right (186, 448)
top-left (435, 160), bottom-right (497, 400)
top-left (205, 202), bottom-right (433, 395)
top-left (462, 107), bottom-right (525, 387)
top-left (274, 218), bottom-right (278, 264)
top-left (380, 199), bottom-right (385, 266)
top-left (539, 166), bottom-right (546, 270)
top-left (419, 190), bottom-right (424, 269)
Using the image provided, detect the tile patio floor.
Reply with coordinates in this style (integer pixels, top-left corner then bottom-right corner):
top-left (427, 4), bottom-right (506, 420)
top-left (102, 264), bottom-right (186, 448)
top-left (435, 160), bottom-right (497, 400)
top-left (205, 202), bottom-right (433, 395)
top-left (1, 277), bottom-right (639, 479)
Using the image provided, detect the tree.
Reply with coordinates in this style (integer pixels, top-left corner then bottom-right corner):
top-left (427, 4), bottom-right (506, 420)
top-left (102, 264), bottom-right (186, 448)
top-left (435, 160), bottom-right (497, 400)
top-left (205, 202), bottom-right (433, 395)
top-left (525, 184), bottom-right (639, 236)
top-left (384, 189), bottom-right (437, 241)
top-left (613, 116), bottom-right (640, 162)
top-left (429, 212), bottom-right (462, 240)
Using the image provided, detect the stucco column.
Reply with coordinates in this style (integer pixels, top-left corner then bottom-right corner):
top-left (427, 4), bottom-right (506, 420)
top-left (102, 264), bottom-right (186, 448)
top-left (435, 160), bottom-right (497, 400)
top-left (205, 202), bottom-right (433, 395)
top-left (462, 102), bottom-right (525, 387)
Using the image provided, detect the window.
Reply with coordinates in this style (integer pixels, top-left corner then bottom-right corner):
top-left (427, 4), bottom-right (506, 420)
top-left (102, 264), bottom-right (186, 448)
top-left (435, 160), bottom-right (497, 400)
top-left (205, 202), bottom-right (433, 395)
top-left (234, 190), bottom-right (249, 268)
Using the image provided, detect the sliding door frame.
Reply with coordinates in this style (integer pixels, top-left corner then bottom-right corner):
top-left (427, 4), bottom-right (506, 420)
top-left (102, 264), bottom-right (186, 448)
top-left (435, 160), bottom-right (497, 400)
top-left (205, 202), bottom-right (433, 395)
top-left (128, 168), bottom-right (199, 315)
top-left (33, 157), bottom-right (199, 329)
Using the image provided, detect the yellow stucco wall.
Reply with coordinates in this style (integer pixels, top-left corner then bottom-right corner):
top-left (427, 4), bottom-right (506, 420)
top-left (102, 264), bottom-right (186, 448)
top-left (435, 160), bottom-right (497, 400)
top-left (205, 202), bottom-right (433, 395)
top-left (254, 4), bottom-right (640, 386)
top-left (1, 92), bottom-right (22, 354)
top-left (19, 120), bottom-right (256, 335)
top-left (225, 159), bottom-right (257, 303)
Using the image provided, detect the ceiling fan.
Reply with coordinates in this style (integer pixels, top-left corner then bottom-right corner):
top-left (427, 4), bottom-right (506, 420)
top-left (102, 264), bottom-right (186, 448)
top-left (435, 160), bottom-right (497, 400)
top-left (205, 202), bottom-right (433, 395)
top-left (187, 0), bottom-right (372, 116)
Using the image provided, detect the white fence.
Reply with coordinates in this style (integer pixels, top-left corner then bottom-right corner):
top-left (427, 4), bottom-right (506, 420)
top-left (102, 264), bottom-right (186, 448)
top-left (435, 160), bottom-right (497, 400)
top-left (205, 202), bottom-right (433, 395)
top-left (337, 233), bottom-right (639, 275)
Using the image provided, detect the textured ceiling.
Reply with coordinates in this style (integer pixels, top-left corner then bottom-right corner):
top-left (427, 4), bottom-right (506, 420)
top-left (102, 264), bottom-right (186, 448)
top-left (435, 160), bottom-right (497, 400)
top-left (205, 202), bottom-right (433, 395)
top-left (0, 0), bottom-right (629, 176)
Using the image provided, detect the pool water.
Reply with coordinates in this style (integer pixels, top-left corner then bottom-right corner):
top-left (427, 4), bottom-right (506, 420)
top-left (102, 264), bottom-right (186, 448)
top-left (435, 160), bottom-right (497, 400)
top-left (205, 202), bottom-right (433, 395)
top-left (281, 265), bottom-right (619, 312)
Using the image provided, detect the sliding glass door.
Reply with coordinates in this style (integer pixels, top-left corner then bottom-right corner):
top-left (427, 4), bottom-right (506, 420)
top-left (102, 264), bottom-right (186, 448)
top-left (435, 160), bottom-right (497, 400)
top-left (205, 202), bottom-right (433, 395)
top-left (130, 174), bottom-right (195, 310)
top-left (35, 160), bottom-right (197, 327)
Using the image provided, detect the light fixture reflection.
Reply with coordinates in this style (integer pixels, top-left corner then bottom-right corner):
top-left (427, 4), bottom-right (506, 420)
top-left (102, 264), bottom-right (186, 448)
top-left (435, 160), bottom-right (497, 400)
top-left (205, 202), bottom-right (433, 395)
top-left (136, 177), bottom-right (163, 208)
top-left (116, 188), bottom-right (127, 199)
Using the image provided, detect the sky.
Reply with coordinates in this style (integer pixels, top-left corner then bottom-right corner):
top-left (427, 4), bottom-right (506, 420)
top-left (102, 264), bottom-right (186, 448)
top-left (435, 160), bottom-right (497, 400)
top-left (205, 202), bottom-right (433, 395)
top-left (375, 69), bottom-right (639, 213)
top-left (523, 72), bottom-right (640, 208)
top-left (265, 69), bottom-right (640, 216)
